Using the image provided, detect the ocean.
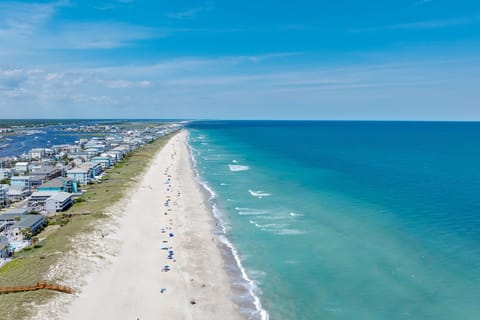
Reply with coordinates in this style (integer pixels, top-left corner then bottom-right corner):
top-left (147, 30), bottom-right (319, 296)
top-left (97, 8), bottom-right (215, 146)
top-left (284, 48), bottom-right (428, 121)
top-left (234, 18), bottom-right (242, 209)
top-left (187, 121), bottom-right (480, 320)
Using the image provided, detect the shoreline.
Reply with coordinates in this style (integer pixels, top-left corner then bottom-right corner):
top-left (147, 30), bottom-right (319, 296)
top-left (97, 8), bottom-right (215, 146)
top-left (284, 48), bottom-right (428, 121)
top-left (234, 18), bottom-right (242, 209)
top-left (35, 130), bottom-right (244, 319)
top-left (187, 134), bottom-right (269, 320)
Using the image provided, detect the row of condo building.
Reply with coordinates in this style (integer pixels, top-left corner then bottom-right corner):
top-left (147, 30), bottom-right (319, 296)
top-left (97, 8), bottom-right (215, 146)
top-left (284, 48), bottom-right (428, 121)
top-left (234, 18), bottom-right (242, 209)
top-left (0, 124), bottom-right (181, 212)
top-left (0, 123), bottom-right (181, 260)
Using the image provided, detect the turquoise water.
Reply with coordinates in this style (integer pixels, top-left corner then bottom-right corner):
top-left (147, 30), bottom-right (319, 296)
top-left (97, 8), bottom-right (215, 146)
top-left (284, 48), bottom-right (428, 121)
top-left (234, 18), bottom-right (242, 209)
top-left (187, 121), bottom-right (480, 320)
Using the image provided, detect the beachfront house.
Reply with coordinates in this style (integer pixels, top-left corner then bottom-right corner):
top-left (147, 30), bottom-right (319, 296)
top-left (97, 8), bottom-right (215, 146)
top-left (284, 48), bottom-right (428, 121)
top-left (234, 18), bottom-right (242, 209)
top-left (79, 162), bottom-right (103, 178)
top-left (0, 214), bottom-right (45, 240)
top-left (15, 162), bottom-right (29, 174)
top-left (13, 215), bottom-right (45, 238)
top-left (111, 150), bottom-right (125, 161)
top-left (66, 167), bottom-right (91, 184)
top-left (91, 156), bottom-right (112, 169)
top-left (104, 152), bottom-right (120, 164)
top-left (45, 192), bottom-right (73, 213)
top-left (30, 191), bottom-right (58, 205)
top-left (115, 145), bottom-right (131, 155)
top-left (10, 176), bottom-right (31, 191)
top-left (0, 184), bottom-right (8, 208)
top-left (38, 177), bottom-right (78, 193)
top-left (143, 135), bottom-right (155, 143)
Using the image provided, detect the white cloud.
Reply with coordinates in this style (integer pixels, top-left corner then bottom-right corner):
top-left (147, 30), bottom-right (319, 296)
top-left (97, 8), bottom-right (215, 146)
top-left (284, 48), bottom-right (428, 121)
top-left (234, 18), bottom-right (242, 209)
top-left (97, 79), bottom-right (152, 89)
top-left (44, 22), bottom-right (157, 49)
top-left (0, 1), bottom-right (66, 37)
top-left (350, 16), bottom-right (480, 32)
top-left (1, 54), bottom-right (480, 119)
top-left (167, 2), bottom-right (212, 19)
top-left (0, 2), bottom-right (158, 50)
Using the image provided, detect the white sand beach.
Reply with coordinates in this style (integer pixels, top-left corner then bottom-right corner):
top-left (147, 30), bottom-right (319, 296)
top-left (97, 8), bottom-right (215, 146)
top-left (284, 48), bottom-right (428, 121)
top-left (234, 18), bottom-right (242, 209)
top-left (60, 131), bottom-right (242, 319)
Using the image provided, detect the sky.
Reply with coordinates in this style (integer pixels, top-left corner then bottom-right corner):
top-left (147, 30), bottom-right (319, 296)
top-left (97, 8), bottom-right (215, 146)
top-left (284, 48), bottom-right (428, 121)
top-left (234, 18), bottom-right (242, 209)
top-left (0, 0), bottom-right (479, 120)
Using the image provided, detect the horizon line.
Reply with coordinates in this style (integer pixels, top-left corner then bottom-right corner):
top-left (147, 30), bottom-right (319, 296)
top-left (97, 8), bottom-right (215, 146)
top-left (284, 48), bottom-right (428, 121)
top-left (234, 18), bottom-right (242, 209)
top-left (1, 118), bottom-right (480, 123)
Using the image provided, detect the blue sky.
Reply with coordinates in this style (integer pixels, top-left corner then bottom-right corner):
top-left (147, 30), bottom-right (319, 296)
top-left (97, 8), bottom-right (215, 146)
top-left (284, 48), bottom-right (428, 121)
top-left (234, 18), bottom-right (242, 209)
top-left (0, 0), bottom-right (479, 119)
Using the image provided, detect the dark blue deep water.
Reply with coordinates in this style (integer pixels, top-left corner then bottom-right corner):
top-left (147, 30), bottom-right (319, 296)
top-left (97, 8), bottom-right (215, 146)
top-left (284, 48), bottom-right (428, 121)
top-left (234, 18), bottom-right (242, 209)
top-left (187, 121), bottom-right (480, 320)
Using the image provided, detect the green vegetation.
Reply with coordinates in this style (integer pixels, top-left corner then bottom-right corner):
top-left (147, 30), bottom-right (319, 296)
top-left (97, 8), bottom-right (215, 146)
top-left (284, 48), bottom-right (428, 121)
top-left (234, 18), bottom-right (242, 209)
top-left (0, 133), bottom-right (173, 319)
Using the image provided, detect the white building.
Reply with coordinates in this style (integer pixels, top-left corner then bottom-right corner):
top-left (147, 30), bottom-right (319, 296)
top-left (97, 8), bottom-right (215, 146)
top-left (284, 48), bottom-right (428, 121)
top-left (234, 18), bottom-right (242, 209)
top-left (10, 176), bottom-right (31, 191)
top-left (80, 162), bottom-right (102, 177)
top-left (66, 168), bottom-right (91, 184)
top-left (15, 162), bottom-right (29, 174)
top-left (30, 191), bottom-right (59, 206)
top-left (91, 157), bottom-right (112, 169)
top-left (7, 188), bottom-right (31, 202)
top-left (45, 192), bottom-right (73, 213)
top-left (29, 148), bottom-right (46, 160)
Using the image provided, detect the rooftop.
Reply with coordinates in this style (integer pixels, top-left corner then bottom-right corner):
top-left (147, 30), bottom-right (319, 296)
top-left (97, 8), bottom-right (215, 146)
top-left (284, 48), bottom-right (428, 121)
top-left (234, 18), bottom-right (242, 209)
top-left (12, 215), bottom-right (44, 229)
top-left (30, 166), bottom-right (60, 175)
top-left (31, 191), bottom-right (58, 198)
top-left (4, 208), bottom-right (31, 215)
top-left (0, 213), bottom-right (25, 221)
top-left (11, 176), bottom-right (31, 181)
top-left (67, 168), bottom-right (89, 173)
top-left (39, 177), bottom-right (74, 189)
top-left (48, 192), bottom-right (72, 202)
top-left (8, 189), bottom-right (28, 196)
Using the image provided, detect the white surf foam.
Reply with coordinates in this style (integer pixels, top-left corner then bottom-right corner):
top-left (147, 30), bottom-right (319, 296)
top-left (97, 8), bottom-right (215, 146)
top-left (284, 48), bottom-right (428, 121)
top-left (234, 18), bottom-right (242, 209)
top-left (235, 207), bottom-right (270, 215)
top-left (290, 212), bottom-right (303, 217)
top-left (257, 223), bottom-right (289, 228)
top-left (248, 190), bottom-right (272, 198)
top-left (238, 211), bottom-right (269, 216)
top-left (229, 164), bottom-right (250, 172)
top-left (269, 229), bottom-right (306, 236)
top-left (187, 133), bottom-right (269, 320)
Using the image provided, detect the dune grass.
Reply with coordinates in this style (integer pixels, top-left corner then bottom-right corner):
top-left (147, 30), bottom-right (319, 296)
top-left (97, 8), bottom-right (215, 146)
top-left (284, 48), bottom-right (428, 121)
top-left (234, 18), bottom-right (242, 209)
top-left (0, 133), bottom-right (174, 319)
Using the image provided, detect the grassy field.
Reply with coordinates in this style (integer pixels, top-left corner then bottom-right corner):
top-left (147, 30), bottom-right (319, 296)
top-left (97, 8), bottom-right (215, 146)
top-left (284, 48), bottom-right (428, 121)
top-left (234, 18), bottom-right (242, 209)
top-left (0, 132), bottom-right (174, 319)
